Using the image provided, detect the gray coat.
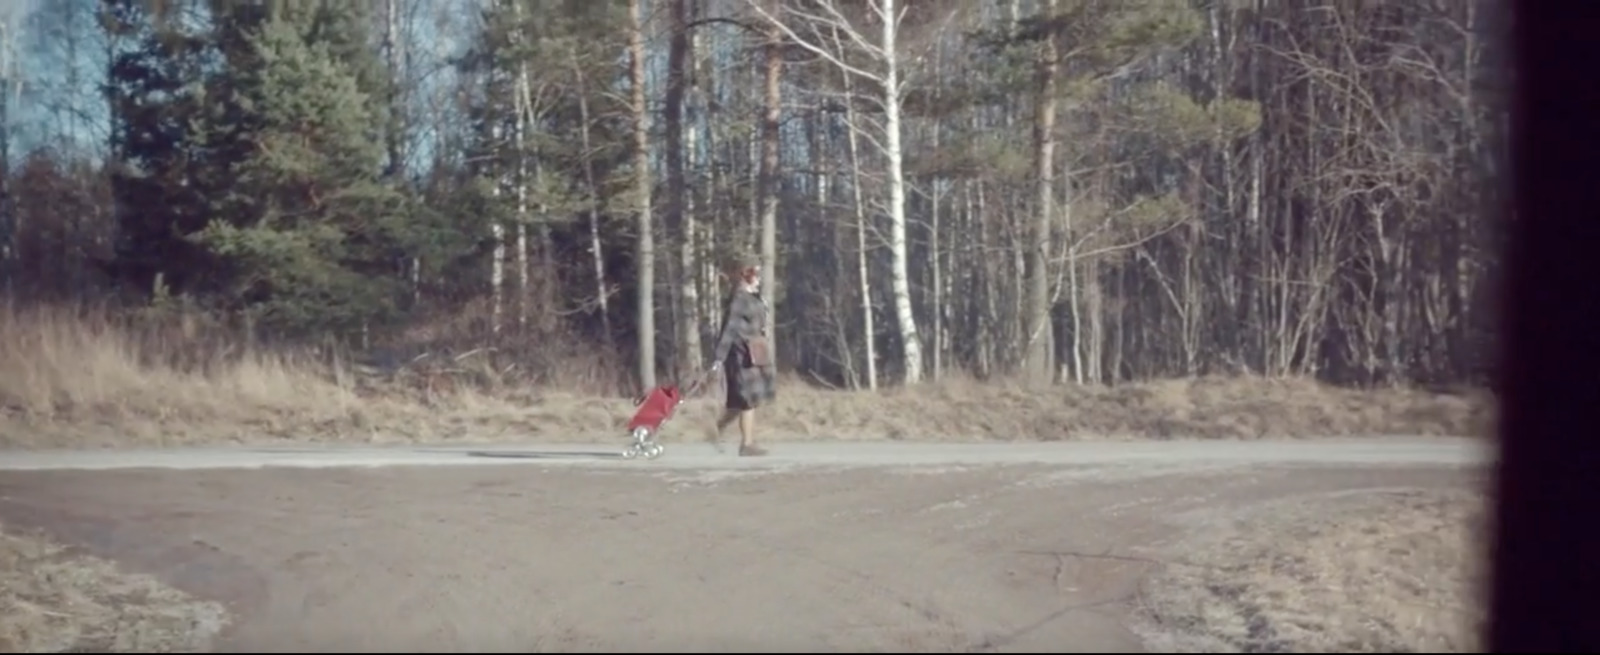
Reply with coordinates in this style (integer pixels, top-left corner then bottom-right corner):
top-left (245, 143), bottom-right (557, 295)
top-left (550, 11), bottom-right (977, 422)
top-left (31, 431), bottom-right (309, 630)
top-left (713, 288), bottom-right (777, 411)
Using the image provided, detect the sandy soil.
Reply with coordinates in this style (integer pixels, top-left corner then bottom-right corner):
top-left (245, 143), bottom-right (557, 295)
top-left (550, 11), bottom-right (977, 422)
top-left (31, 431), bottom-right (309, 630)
top-left (0, 451), bottom-right (1480, 653)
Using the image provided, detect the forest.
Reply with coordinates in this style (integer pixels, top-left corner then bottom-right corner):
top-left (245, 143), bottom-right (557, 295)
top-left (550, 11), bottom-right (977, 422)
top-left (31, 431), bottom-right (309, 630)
top-left (0, 0), bottom-right (1503, 410)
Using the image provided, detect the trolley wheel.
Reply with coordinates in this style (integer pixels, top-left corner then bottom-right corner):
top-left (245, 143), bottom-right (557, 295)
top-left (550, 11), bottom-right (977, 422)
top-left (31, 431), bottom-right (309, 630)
top-left (645, 443), bottom-right (666, 459)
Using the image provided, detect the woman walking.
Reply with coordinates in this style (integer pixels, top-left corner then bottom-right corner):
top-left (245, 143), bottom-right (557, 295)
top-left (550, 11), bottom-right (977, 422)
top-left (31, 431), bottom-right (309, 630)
top-left (710, 255), bottom-right (776, 456)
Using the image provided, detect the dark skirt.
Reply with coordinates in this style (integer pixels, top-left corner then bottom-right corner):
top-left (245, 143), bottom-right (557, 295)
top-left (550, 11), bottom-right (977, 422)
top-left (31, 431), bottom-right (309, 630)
top-left (725, 363), bottom-right (777, 411)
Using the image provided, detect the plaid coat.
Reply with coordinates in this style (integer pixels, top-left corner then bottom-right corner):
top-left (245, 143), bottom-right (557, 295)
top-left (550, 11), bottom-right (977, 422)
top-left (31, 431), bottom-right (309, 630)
top-left (713, 287), bottom-right (777, 410)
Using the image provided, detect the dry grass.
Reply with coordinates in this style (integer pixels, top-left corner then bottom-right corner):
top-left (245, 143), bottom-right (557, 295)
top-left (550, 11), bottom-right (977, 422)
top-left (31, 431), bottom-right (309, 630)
top-left (0, 522), bottom-right (229, 653)
top-left (1133, 488), bottom-right (1489, 653)
top-left (757, 372), bottom-right (1489, 441)
top-left (0, 303), bottom-right (1493, 448)
top-left (0, 303), bottom-right (380, 447)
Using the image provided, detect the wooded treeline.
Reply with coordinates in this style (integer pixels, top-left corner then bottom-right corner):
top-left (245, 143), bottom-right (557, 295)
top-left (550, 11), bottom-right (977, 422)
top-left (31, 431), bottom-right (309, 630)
top-left (0, 0), bottom-right (1504, 391)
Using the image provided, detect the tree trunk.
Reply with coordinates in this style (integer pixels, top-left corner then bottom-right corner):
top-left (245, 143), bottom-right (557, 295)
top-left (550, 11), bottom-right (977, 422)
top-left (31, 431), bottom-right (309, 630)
top-left (842, 70), bottom-right (878, 391)
top-left (1025, 0), bottom-right (1059, 384)
top-left (628, 0), bottom-right (656, 390)
top-left (1065, 192), bottom-right (1084, 383)
top-left (382, 0), bottom-right (405, 179)
top-left (512, 5), bottom-right (531, 333)
top-left (880, 0), bottom-right (924, 384)
top-left (489, 120), bottom-right (505, 337)
top-left (929, 38), bottom-right (947, 381)
top-left (930, 153), bottom-right (944, 382)
top-left (666, 0), bottom-right (701, 376)
top-left (758, 3), bottom-right (783, 362)
top-left (694, 21), bottom-right (720, 341)
top-left (380, 0), bottom-right (416, 307)
top-left (571, 51), bottom-right (612, 350)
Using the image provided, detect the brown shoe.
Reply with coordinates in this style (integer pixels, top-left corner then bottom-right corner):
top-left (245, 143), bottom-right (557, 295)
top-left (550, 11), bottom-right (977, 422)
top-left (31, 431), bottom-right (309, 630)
top-left (738, 443), bottom-right (769, 457)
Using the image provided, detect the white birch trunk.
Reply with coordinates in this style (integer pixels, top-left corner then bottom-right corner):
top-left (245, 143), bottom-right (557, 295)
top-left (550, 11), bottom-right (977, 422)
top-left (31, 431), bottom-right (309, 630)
top-left (842, 73), bottom-right (878, 391)
top-left (681, 113), bottom-right (702, 368)
top-left (489, 119), bottom-right (505, 337)
top-left (514, 69), bottom-right (530, 332)
top-left (880, 0), bottom-right (923, 384)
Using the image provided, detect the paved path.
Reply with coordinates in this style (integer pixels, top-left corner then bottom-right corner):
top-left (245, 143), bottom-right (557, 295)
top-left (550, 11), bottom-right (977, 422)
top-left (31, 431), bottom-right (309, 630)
top-left (0, 436), bottom-right (1489, 471)
top-left (0, 438), bottom-right (1488, 653)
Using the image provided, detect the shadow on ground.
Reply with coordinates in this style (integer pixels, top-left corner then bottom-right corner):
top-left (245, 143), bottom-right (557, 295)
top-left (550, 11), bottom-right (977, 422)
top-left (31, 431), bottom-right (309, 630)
top-left (247, 448), bottom-right (352, 454)
top-left (248, 447), bottom-right (632, 460)
top-left (459, 450), bottom-right (626, 460)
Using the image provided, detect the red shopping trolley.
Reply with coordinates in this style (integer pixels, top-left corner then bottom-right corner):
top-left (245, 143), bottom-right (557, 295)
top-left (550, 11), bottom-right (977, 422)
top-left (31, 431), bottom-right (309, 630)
top-left (621, 372), bottom-right (715, 460)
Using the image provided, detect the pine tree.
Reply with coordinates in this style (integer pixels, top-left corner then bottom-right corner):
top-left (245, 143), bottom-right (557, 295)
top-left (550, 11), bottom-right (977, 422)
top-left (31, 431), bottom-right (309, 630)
top-left (191, 13), bottom-right (406, 336)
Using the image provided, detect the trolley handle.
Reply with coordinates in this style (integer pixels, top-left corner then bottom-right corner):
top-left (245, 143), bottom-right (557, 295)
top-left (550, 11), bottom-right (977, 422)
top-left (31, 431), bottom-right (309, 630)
top-left (683, 368), bottom-right (719, 399)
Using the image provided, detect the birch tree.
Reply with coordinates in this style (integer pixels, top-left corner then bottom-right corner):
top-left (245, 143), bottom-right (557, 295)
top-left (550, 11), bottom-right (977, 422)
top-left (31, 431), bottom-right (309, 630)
top-left (840, 65), bottom-right (878, 391)
top-left (746, 0), bottom-right (926, 384)
top-left (1024, 0), bottom-right (1058, 384)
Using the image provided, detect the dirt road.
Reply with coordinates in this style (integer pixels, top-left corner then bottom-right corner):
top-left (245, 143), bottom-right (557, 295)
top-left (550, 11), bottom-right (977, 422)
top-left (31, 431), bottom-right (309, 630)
top-left (0, 439), bottom-right (1486, 652)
